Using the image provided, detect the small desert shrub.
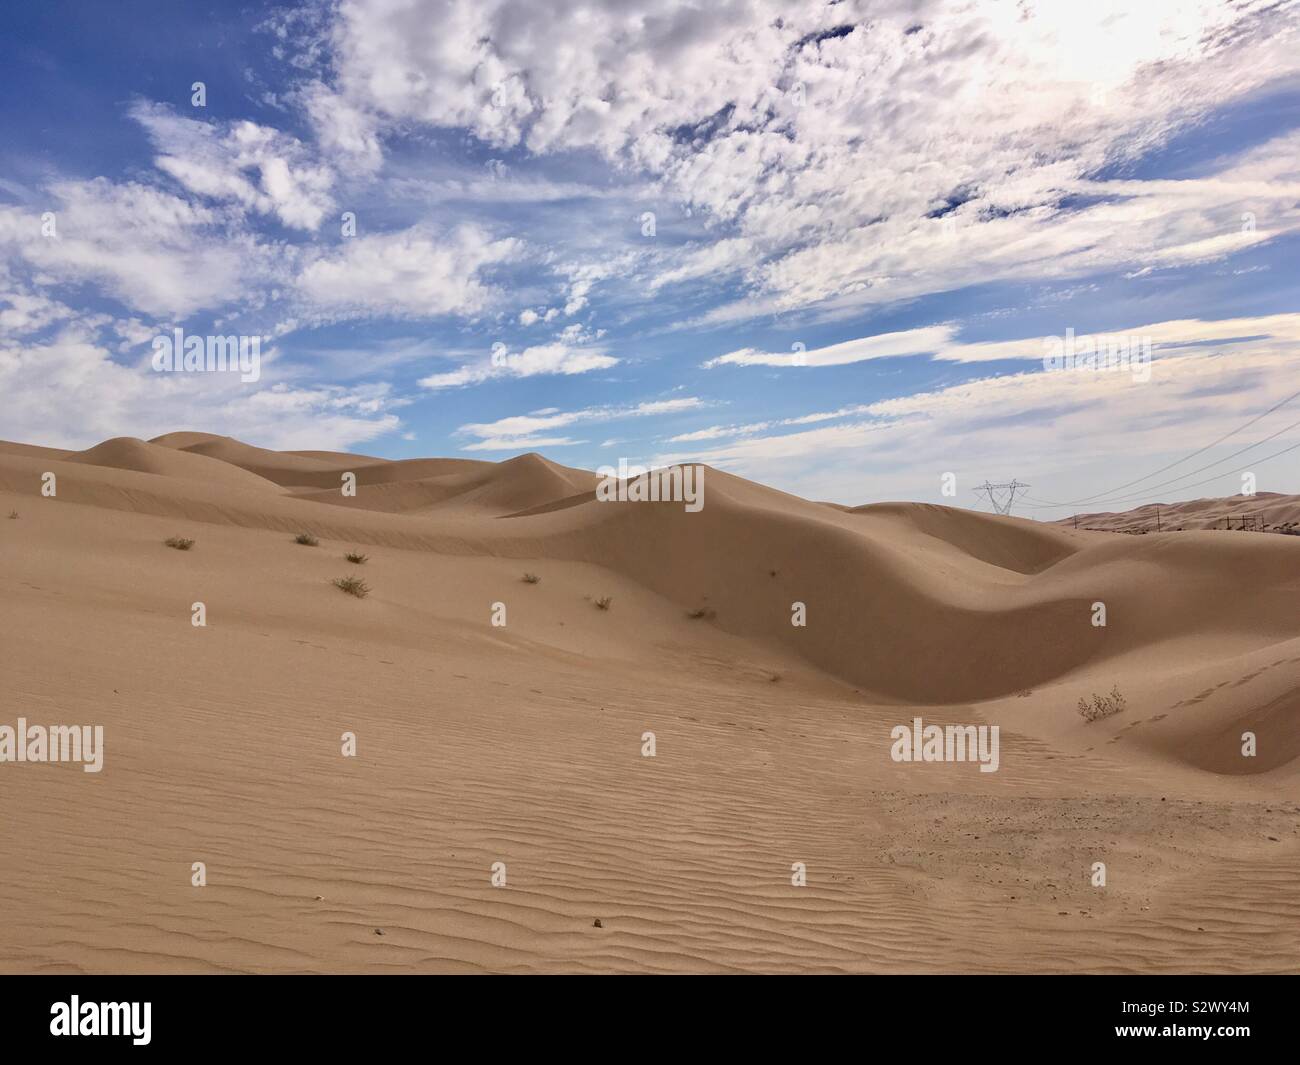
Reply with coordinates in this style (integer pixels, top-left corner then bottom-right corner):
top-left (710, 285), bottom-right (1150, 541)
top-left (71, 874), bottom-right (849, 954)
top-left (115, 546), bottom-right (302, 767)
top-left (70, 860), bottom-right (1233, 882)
top-left (1077, 686), bottom-right (1127, 722)
top-left (164, 537), bottom-right (195, 551)
top-left (768, 672), bottom-right (782, 683)
top-left (344, 551), bottom-right (368, 564)
top-left (332, 574), bottom-right (370, 598)
top-left (295, 532), bottom-right (319, 546)
top-left (522, 572), bottom-right (541, 584)
top-left (594, 595), bottom-right (613, 610)
top-left (7, 511), bottom-right (17, 519)
top-left (686, 607), bottom-right (715, 620)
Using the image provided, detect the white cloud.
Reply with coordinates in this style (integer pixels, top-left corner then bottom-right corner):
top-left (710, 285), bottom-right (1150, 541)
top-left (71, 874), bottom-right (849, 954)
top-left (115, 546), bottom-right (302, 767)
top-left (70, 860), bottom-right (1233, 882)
top-left (419, 339), bottom-right (619, 390)
top-left (0, 327), bottom-right (401, 451)
top-left (654, 313), bottom-right (1300, 504)
top-left (0, 178), bottom-right (267, 318)
top-left (938, 312), bottom-right (1300, 363)
top-left (0, 288), bottom-right (76, 337)
top-left (110, 317), bottom-right (159, 352)
top-left (133, 101), bottom-right (336, 231)
top-left (299, 81), bottom-right (383, 176)
top-left (310, 0), bottom-right (1300, 323)
top-left (702, 314), bottom-right (1300, 371)
top-left (704, 325), bottom-right (954, 368)
top-left (668, 421), bottom-right (772, 443)
top-left (458, 396), bottom-right (703, 450)
top-left (297, 224), bottom-right (521, 322)
top-left (649, 236), bottom-right (755, 291)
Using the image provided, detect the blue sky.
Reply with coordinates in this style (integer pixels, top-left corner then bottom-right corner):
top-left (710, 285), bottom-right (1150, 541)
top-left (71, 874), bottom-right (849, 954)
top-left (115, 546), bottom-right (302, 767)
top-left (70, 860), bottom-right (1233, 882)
top-left (1, 0), bottom-right (1299, 512)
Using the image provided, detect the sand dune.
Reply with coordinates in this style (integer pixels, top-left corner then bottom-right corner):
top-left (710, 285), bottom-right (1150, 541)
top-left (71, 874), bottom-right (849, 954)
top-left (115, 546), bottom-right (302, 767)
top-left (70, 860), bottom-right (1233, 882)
top-left (69, 437), bottom-right (285, 493)
top-left (295, 452), bottom-right (600, 517)
top-left (1, 433), bottom-right (1297, 973)
top-left (1059, 491), bottom-right (1300, 533)
top-left (152, 432), bottom-right (362, 487)
top-left (0, 440), bottom-right (74, 461)
top-left (850, 501), bottom-right (1078, 575)
top-left (149, 431), bottom-right (597, 516)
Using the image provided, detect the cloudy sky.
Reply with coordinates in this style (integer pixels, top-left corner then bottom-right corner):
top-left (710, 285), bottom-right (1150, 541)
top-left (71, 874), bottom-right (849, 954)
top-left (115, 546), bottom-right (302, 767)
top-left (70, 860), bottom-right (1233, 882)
top-left (2, 0), bottom-right (1299, 512)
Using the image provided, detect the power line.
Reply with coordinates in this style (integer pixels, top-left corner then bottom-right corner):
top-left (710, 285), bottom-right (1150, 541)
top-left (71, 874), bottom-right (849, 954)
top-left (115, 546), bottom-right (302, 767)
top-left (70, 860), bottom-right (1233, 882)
top-left (1024, 413), bottom-right (1300, 510)
top-left (1025, 437), bottom-right (1300, 513)
top-left (1026, 385), bottom-right (1300, 509)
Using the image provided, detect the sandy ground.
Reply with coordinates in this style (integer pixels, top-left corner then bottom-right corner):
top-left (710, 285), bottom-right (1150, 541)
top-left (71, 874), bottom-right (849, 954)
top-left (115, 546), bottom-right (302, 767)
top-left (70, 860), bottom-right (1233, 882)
top-left (0, 434), bottom-right (1297, 973)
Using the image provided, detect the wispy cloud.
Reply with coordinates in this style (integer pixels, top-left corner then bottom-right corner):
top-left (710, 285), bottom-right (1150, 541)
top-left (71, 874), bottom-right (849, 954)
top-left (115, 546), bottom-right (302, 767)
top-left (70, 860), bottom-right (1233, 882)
top-left (704, 326), bottom-right (954, 368)
top-left (655, 314), bottom-right (1300, 505)
top-left (458, 397), bottom-right (705, 451)
top-left (420, 340), bottom-right (619, 390)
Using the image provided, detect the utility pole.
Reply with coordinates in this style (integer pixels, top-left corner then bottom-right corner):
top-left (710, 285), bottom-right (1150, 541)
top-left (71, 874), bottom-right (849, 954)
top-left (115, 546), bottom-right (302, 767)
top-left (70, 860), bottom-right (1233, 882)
top-left (973, 480), bottom-right (1031, 516)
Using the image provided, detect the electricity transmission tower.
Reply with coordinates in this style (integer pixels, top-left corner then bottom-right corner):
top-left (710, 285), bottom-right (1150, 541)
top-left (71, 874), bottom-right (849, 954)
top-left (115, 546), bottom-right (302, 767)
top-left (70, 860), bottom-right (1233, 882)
top-left (973, 479), bottom-right (1031, 515)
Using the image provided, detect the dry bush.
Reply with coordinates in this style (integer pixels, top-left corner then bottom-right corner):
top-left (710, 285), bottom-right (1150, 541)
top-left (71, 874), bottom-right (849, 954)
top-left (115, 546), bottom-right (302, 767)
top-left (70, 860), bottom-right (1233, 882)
top-left (594, 596), bottom-right (613, 610)
top-left (685, 607), bottom-right (715, 620)
top-left (332, 574), bottom-right (370, 598)
top-left (164, 537), bottom-right (195, 550)
top-left (345, 551), bottom-right (368, 564)
top-left (295, 532), bottom-right (319, 546)
top-left (1077, 685), bottom-right (1127, 722)
top-left (522, 572), bottom-right (541, 584)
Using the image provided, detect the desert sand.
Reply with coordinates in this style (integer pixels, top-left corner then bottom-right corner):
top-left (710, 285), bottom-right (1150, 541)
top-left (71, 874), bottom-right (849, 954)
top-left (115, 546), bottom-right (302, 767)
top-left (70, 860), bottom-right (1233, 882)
top-left (1059, 491), bottom-right (1300, 534)
top-left (1, 433), bottom-right (1297, 973)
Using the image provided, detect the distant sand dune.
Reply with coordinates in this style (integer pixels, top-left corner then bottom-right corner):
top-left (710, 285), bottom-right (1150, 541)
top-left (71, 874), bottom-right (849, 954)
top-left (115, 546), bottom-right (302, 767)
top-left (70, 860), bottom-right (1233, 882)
top-left (71, 436), bottom-right (285, 493)
top-left (1058, 491), bottom-right (1300, 533)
